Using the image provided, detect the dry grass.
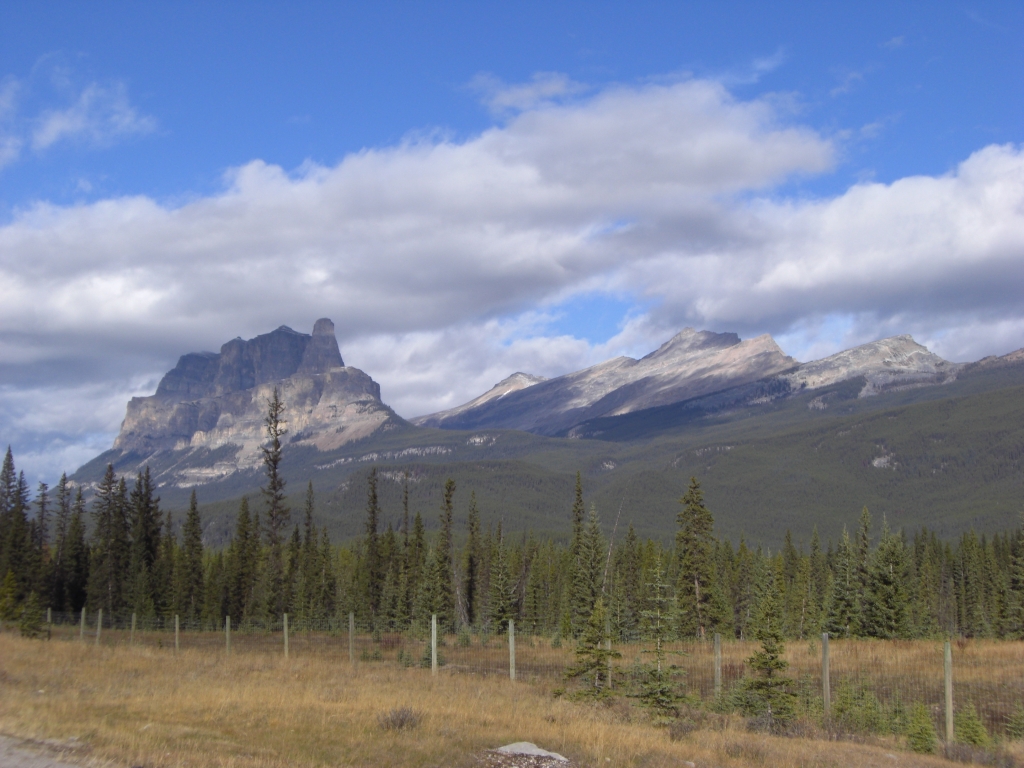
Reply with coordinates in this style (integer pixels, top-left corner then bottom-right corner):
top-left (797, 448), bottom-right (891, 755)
top-left (1, 632), bottom-right (1021, 768)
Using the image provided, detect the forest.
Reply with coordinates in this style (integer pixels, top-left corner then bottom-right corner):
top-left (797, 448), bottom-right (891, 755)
top-left (2, 387), bottom-right (1023, 643)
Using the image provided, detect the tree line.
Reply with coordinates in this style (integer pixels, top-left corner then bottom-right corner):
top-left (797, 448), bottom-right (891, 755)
top-left (2, 389), bottom-right (1024, 641)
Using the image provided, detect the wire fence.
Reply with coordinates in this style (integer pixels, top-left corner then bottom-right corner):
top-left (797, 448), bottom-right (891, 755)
top-left (31, 610), bottom-right (1024, 741)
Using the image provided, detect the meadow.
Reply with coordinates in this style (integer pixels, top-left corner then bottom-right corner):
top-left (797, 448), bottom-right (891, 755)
top-left (3, 627), bottom-right (1024, 767)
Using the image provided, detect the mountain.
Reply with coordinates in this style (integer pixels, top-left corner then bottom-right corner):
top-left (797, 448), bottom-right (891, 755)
top-left (71, 323), bottom-right (1024, 549)
top-left (413, 329), bottom-right (797, 435)
top-left (412, 330), bottom-right (959, 437)
top-left (97, 318), bottom-right (401, 487)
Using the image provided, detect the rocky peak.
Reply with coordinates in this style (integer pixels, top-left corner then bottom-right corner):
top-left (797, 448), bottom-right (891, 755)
top-left (298, 318), bottom-right (345, 373)
top-left (641, 328), bottom-right (740, 361)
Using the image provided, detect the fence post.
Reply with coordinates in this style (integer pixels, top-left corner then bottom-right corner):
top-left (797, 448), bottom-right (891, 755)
top-left (174, 615), bottom-right (180, 653)
top-left (46, 607), bottom-right (51, 627)
top-left (431, 614), bottom-right (438, 676)
top-left (713, 632), bottom-right (722, 699)
top-left (225, 616), bottom-right (231, 654)
top-left (283, 613), bottom-right (289, 659)
top-left (605, 616), bottom-right (612, 690)
top-left (509, 619), bottom-right (516, 682)
top-left (95, 608), bottom-right (102, 646)
top-left (348, 612), bottom-right (354, 665)
top-left (80, 606), bottom-right (86, 641)
top-left (822, 632), bottom-right (831, 720)
top-left (130, 612), bottom-right (137, 645)
top-left (944, 640), bottom-right (954, 742)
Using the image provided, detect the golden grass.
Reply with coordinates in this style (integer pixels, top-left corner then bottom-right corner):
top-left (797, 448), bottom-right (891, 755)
top-left (1, 632), bottom-right (1021, 768)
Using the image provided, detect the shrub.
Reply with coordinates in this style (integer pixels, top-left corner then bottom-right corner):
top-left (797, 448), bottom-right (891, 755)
top-left (905, 703), bottom-right (938, 754)
top-left (18, 592), bottom-right (45, 639)
top-left (378, 707), bottom-right (421, 732)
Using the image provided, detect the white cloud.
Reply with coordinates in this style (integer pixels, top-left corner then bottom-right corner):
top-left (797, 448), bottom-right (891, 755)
top-left (472, 71), bottom-right (588, 114)
top-left (32, 81), bottom-right (156, 150)
top-left (1, 73), bottom-right (1023, 480)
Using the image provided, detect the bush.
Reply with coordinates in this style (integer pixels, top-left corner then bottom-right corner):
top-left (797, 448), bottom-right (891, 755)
top-left (905, 703), bottom-right (938, 754)
top-left (18, 592), bottom-right (45, 639)
top-left (955, 701), bottom-right (991, 747)
top-left (830, 681), bottom-right (889, 735)
top-left (378, 707), bottom-right (420, 732)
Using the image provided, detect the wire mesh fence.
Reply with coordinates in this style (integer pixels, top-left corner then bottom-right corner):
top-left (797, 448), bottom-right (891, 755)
top-left (34, 610), bottom-right (1024, 741)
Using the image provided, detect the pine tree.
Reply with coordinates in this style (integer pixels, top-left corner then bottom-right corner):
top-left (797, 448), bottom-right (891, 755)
top-left (181, 489), bottom-right (205, 621)
top-left (905, 702), bottom-right (938, 753)
top-left (675, 477), bottom-right (722, 639)
top-left (49, 474), bottom-right (73, 612)
top-left (127, 468), bottom-right (162, 617)
top-left (261, 387), bottom-right (289, 616)
top-left (362, 467), bottom-right (382, 616)
top-left (570, 505), bottom-right (602, 634)
top-left (424, 478), bottom-right (457, 627)
top-left (634, 562), bottom-right (683, 717)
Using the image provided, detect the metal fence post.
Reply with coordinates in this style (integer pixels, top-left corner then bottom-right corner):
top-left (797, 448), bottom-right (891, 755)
top-left (225, 615), bottom-right (231, 654)
top-left (348, 612), bottom-right (354, 665)
top-left (95, 608), bottom-right (102, 645)
top-left (131, 612), bottom-right (137, 645)
top-left (431, 614), bottom-right (438, 676)
top-left (714, 632), bottom-right (722, 699)
top-left (944, 640), bottom-right (954, 742)
top-left (79, 607), bottom-right (86, 641)
top-left (509, 619), bottom-right (516, 682)
top-left (174, 615), bottom-right (180, 653)
top-left (283, 613), bottom-right (289, 659)
top-left (822, 632), bottom-right (831, 720)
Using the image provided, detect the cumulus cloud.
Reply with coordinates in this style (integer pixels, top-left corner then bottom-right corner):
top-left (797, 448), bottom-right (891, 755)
top-left (1, 72), bottom-right (1023, 479)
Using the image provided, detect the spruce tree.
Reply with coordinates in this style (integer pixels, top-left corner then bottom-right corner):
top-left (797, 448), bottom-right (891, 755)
top-left (567, 472), bottom-right (587, 635)
top-left (260, 387), bottom-right (289, 616)
top-left (87, 467), bottom-right (129, 615)
top-left (363, 467), bottom-right (382, 616)
top-left (826, 528), bottom-right (859, 637)
top-left (562, 597), bottom-right (620, 699)
top-left (425, 478), bottom-right (457, 627)
top-left (863, 522), bottom-right (911, 638)
top-left (49, 474), bottom-right (73, 612)
top-left (463, 492), bottom-right (482, 627)
top-left (181, 489), bottom-right (205, 621)
top-left (63, 489), bottom-right (89, 613)
top-left (741, 563), bottom-right (796, 729)
top-left (675, 477), bottom-right (721, 639)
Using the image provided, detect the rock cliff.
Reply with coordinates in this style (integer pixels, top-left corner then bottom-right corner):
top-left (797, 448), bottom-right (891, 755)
top-left (111, 319), bottom-right (400, 485)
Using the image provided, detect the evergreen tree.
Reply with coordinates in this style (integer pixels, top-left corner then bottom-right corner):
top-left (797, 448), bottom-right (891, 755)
top-left (863, 522), bottom-right (911, 638)
top-left (567, 471), bottom-right (587, 635)
top-left (463, 492), bottom-right (482, 627)
top-left (127, 468), bottom-right (162, 617)
top-left (675, 477), bottom-right (722, 639)
top-left (424, 478), bottom-right (457, 627)
top-left (363, 467), bottom-right (382, 616)
top-left (825, 528), bottom-right (859, 637)
top-left (49, 474), bottom-right (73, 612)
top-left (181, 489), bottom-right (205, 621)
top-left (741, 565), bottom-right (796, 729)
top-left (570, 505), bottom-right (602, 634)
top-left (634, 562), bottom-right (683, 717)
top-left (63, 489), bottom-right (89, 613)
top-left (488, 528), bottom-right (515, 631)
top-left (260, 387), bottom-right (289, 616)
top-left (562, 597), bottom-right (620, 699)
top-left (87, 467), bottom-right (129, 615)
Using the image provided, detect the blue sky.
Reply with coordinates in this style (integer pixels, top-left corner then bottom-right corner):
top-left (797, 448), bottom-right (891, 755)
top-left (1, 1), bottom-right (1024, 481)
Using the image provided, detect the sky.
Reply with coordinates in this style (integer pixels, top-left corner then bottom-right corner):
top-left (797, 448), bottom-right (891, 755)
top-left (1, 1), bottom-right (1024, 483)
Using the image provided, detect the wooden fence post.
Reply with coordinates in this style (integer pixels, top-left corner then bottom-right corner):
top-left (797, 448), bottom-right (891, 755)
top-left (945, 640), bottom-right (954, 742)
top-left (348, 612), bottom-right (354, 665)
top-left (822, 632), bottom-right (831, 720)
top-left (225, 616), bottom-right (231, 654)
top-left (46, 607), bottom-right (51, 627)
top-left (80, 606), bottom-right (86, 641)
top-left (509, 619), bottom-right (516, 682)
top-left (431, 614), bottom-right (438, 676)
top-left (95, 608), bottom-right (102, 646)
top-left (714, 633), bottom-right (722, 699)
top-left (131, 612), bottom-right (137, 645)
top-left (174, 615), bottom-right (180, 653)
top-left (605, 616), bottom-right (612, 689)
top-left (283, 613), bottom-right (289, 659)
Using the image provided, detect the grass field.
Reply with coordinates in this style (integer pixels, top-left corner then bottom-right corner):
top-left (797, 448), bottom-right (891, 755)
top-left (3, 630), bottom-right (1023, 767)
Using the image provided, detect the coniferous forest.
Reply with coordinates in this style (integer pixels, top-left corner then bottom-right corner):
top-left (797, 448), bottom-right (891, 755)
top-left (2, 389), bottom-right (1024, 643)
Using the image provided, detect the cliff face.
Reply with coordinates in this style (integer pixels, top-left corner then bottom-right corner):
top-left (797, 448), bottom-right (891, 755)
top-left (112, 318), bottom-right (399, 485)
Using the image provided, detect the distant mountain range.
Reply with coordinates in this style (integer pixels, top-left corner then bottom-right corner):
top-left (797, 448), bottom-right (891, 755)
top-left (72, 320), bottom-right (1024, 547)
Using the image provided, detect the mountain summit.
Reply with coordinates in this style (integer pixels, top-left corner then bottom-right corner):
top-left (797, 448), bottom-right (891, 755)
top-left (107, 318), bottom-right (399, 486)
